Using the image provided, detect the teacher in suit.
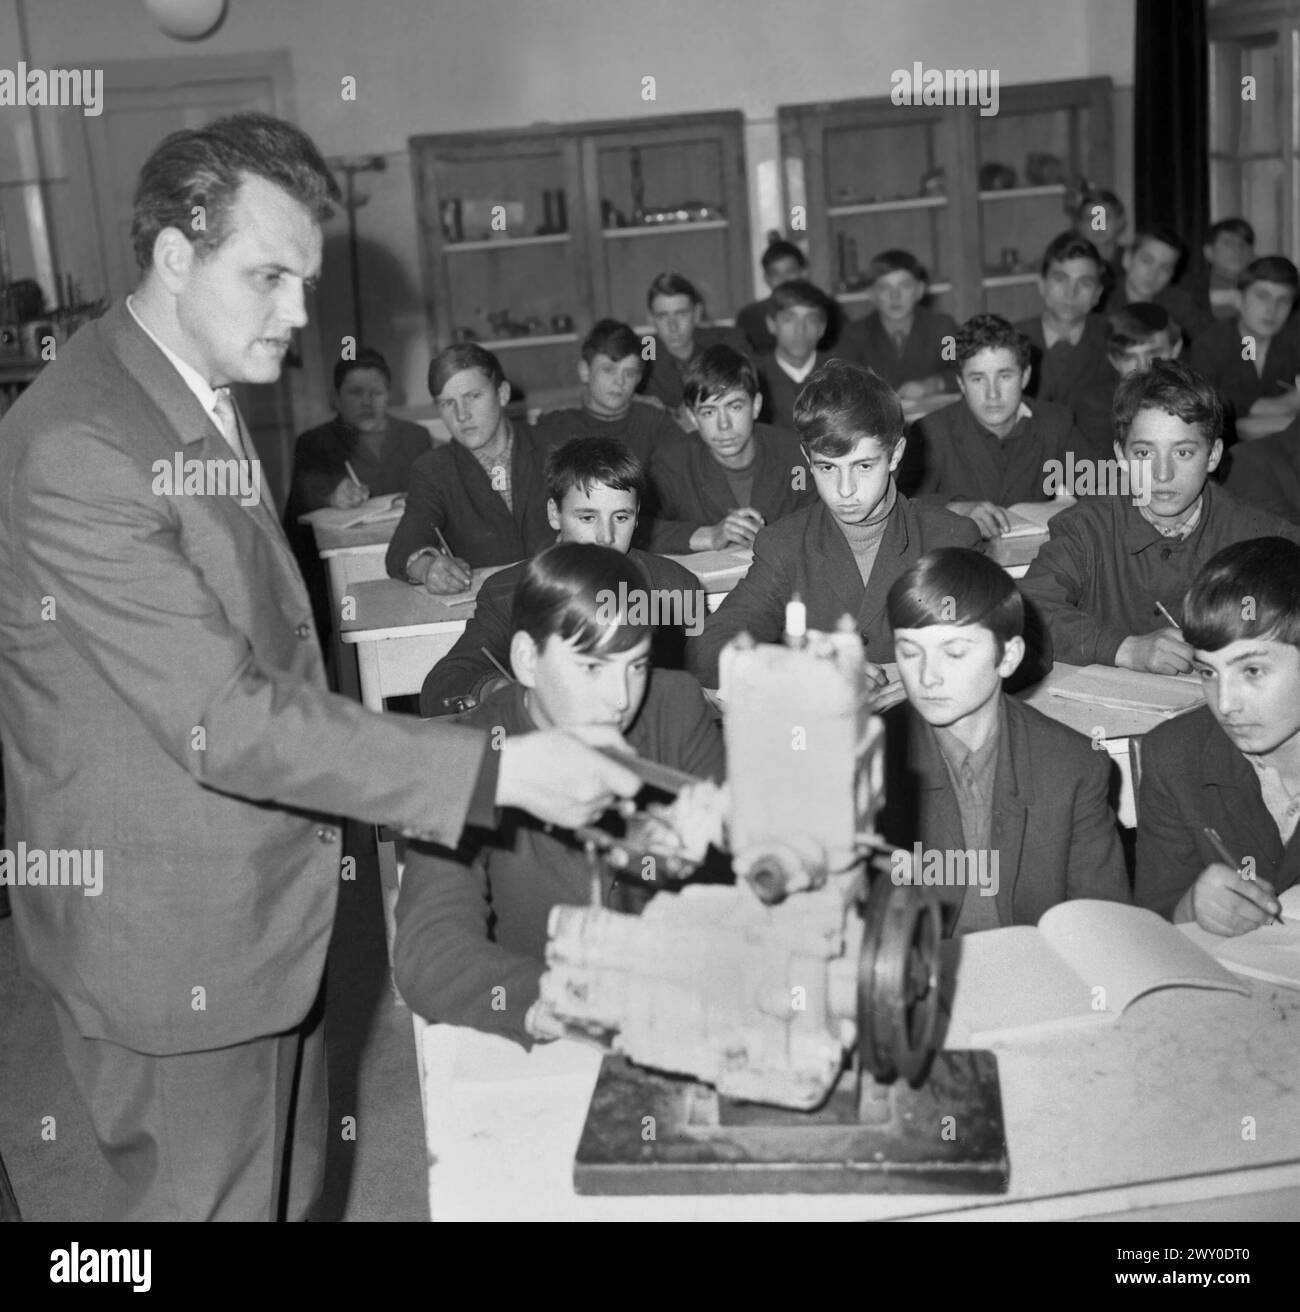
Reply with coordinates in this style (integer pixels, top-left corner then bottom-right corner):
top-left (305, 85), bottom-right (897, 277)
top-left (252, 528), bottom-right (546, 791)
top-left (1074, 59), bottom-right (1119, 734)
top-left (0, 112), bottom-right (640, 1222)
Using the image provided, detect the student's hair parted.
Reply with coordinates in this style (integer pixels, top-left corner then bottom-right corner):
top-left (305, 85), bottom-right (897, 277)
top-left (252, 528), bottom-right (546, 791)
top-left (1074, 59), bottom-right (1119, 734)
top-left (1237, 255), bottom-right (1300, 295)
top-left (767, 279), bottom-right (831, 317)
top-left (793, 358), bottom-right (904, 456)
top-left (1106, 302), bottom-right (1180, 354)
top-left (762, 239), bottom-right (807, 274)
top-left (581, 319), bottom-right (643, 366)
top-left (682, 343), bottom-right (760, 407)
top-left (131, 112), bottom-right (340, 272)
top-left (1183, 538), bottom-right (1300, 653)
top-left (544, 436), bottom-right (647, 506)
top-left (1039, 230), bottom-right (1104, 278)
top-left (428, 343), bottom-right (506, 397)
top-left (866, 248), bottom-right (928, 285)
top-left (512, 543), bottom-right (651, 656)
top-left (333, 347), bottom-right (391, 391)
top-left (646, 271), bottom-right (702, 310)
top-left (1112, 357), bottom-right (1224, 447)
top-left (954, 313), bottom-right (1032, 370)
top-left (886, 548), bottom-right (1024, 660)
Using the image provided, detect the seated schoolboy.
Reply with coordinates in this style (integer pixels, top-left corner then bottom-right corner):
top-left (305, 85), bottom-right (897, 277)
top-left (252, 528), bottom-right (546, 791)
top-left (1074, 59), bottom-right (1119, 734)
top-left (736, 238), bottom-right (836, 354)
top-left (1019, 358), bottom-right (1300, 670)
top-left (530, 318), bottom-right (686, 466)
top-left (1188, 255), bottom-right (1300, 427)
top-left (687, 359), bottom-right (981, 689)
top-left (421, 436), bottom-right (704, 714)
top-left (648, 344), bottom-right (814, 554)
top-left (879, 548), bottom-right (1128, 933)
top-left (393, 543), bottom-right (726, 1046)
top-left (641, 272), bottom-right (749, 419)
top-left (753, 280), bottom-right (842, 430)
top-left (1015, 232), bottom-right (1112, 412)
top-left (903, 314), bottom-right (1083, 538)
top-left (1070, 186), bottom-right (1127, 301)
top-left (1223, 414), bottom-right (1300, 525)
top-left (836, 249), bottom-right (958, 398)
top-left (1111, 224), bottom-right (1212, 341)
top-left (283, 347), bottom-right (432, 640)
top-left (1180, 217), bottom-right (1255, 323)
top-left (1073, 303), bottom-right (1182, 462)
top-left (1135, 537), bottom-right (1300, 930)
top-left (386, 344), bottom-right (555, 592)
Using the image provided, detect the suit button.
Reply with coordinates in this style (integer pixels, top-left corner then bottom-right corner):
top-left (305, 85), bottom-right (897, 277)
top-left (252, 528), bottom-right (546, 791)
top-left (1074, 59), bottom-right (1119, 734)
top-left (316, 826), bottom-right (338, 844)
top-left (296, 622), bottom-right (313, 640)
top-left (1159, 547), bottom-right (1172, 561)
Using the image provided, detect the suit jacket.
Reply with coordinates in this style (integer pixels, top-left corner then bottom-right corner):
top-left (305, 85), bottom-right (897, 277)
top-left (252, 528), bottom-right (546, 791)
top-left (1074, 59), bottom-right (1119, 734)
top-left (1222, 419), bottom-right (1300, 524)
top-left (904, 397), bottom-right (1083, 505)
top-left (529, 402), bottom-right (686, 468)
top-left (646, 422), bottom-right (815, 553)
top-left (837, 305), bottom-right (958, 392)
top-left (394, 674), bottom-right (726, 1046)
top-left (754, 353), bottom-right (842, 430)
top-left (1019, 480), bottom-right (1300, 665)
top-left (1136, 704), bottom-right (1300, 919)
top-left (385, 427), bottom-right (554, 578)
top-left (0, 302), bottom-right (495, 1054)
top-left (419, 547), bottom-right (706, 715)
top-left (687, 492), bottom-right (982, 688)
top-left (1016, 314), bottom-right (1114, 412)
top-left (285, 415), bottom-right (431, 517)
top-left (878, 696), bottom-right (1130, 929)
top-left (1188, 317), bottom-right (1300, 425)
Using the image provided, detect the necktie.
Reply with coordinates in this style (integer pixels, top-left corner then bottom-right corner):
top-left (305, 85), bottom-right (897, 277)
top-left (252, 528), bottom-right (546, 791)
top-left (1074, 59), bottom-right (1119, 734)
top-left (212, 388), bottom-right (247, 459)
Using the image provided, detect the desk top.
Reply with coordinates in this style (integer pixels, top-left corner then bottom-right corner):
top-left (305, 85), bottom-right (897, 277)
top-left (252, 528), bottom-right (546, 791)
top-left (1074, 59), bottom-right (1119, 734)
top-left (420, 978), bottom-right (1300, 1220)
top-left (1019, 662), bottom-right (1188, 742)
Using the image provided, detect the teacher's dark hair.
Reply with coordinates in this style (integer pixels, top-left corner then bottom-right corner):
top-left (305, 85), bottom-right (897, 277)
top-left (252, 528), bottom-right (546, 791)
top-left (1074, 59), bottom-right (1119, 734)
top-left (131, 112), bottom-right (340, 272)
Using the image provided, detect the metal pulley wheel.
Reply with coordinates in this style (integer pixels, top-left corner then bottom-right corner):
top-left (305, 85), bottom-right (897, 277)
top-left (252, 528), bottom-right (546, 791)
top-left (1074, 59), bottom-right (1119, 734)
top-left (857, 877), bottom-right (943, 1085)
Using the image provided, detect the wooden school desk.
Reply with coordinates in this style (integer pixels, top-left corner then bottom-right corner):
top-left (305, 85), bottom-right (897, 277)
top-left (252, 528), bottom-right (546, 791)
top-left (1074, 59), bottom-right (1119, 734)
top-left (414, 980), bottom-right (1300, 1221)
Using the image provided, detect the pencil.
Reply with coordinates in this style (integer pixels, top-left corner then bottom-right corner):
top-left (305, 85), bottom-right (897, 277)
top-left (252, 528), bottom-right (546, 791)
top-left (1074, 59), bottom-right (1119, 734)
top-left (481, 647), bottom-right (516, 684)
top-left (433, 526), bottom-right (452, 556)
top-left (343, 459), bottom-right (362, 487)
top-left (1204, 826), bottom-right (1285, 922)
top-left (1155, 600), bottom-right (1181, 631)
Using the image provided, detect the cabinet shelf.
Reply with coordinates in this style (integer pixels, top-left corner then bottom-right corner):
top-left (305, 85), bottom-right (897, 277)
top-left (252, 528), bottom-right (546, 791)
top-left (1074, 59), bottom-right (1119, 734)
top-left (981, 272), bottom-right (1038, 288)
top-left (478, 333), bottom-right (579, 350)
top-left (828, 196), bottom-right (948, 218)
top-left (603, 219), bottom-right (729, 239)
top-left (978, 184), bottom-right (1067, 202)
top-left (444, 233), bottom-right (571, 253)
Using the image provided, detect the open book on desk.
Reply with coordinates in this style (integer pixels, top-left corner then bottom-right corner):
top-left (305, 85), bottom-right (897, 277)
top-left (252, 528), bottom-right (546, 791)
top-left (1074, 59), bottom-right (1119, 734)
top-left (1047, 664), bottom-right (1204, 719)
top-left (299, 491), bottom-right (406, 530)
top-left (943, 900), bottom-right (1249, 1047)
top-left (433, 564), bottom-right (510, 612)
top-left (1178, 885), bottom-right (1300, 991)
top-left (998, 498), bottom-right (1076, 539)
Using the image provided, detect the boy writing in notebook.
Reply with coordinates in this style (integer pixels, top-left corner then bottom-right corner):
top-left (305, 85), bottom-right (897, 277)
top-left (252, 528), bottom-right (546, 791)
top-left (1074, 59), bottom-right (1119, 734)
top-left (394, 543), bottom-right (725, 1047)
top-left (687, 359), bottom-right (980, 690)
top-left (1019, 359), bottom-right (1300, 671)
top-left (1136, 537), bottom-right (1299, 932)
top-left (836, 249), bottom-right (957, 398)
top-left (648, 343), bottom-right (814, 554)
top-left (903, 314), bottom-right (1083, 538)
top-left (881, 548), bottom-right (1128, 933)
top-left (420, 436), bottom-right (703, 714)
top-left (1015, 232), bottom-right (1111, 412)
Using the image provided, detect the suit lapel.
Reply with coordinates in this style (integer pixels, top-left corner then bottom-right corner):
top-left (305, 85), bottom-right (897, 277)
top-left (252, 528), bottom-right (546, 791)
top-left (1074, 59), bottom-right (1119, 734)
top-left (910, 713), bottom-right (965, 855)
top-left (807, 502), bottom-right (867, 625)
top-left (990, 700), bottom-right (1030, 926)
top-left (855, 495), bottom-right (907, 638)
top-left (1201, 724), bottom-right (1290, 887)
top-left (693, 438), bottom-right (736, 520)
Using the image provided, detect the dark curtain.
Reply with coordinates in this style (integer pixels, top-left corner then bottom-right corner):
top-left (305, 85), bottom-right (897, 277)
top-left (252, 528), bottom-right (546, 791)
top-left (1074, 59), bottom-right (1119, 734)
top-left (1134, 0), bottom-right (1209, 256)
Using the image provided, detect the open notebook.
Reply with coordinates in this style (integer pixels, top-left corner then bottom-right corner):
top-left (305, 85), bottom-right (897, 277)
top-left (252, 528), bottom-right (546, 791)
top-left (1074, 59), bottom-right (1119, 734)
top-left (299, 491), bottom-right (407, 530)
top-left (1047, 664), bottom-right (1205, 719)
top-left (943, 900), bottom-right (1248, 1047)
top-left (998, 498), bottom-right (1075, 539)
top-left (1178, 885), bottom-right (1300, 991)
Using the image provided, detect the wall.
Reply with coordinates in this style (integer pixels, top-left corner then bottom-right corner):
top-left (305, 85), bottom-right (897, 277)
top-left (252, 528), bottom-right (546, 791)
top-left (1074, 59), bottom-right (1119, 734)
top-left (8, 0), bottom-right (1135, 413)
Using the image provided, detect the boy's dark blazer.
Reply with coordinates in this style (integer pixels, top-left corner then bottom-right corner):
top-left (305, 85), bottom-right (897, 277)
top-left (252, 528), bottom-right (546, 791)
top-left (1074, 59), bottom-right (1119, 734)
top-left (1136, 704), bottom-right (1300, 919)
top-left (686, 492), bottom-right (982, 688)
top-left (1222, 419), bottom-right (1300, 524)
top-left (646, 422), bottom-right (815, 554)
top-left (385, 427), bottom-right (555, 578)
top-left (1016, 314), bottom-right (1114, 411)
top-left (879, 696), bottom-right (1131, 928)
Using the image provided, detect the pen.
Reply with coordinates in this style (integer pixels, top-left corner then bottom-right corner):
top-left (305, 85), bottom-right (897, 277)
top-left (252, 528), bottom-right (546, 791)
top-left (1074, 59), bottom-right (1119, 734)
top-left (481, 647), bottom-right (516, 684)
top-left (344, 459), bottom-right (362, 487)
top-left (1204, 826), bottom-right (1285, 923)
top-left (433, 526), bottom-right (452, 556)
top-left (1155, 600), bottom-right (1182, 631)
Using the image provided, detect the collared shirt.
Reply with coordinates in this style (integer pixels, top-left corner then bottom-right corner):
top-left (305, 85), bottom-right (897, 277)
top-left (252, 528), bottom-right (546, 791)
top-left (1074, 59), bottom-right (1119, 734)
top-left (126, 295), bottom-right (241, 457)
top-left (1246, 755), bottom-right (1300, 845)
top-left (472, 423), bottom-right (514, 513)
top-left (775, 353), bottom-right (817, 385)
top-left (1138, 493), bottom-right (1203, 540)
top-left (1041, 316), bottom-right (1085, 350)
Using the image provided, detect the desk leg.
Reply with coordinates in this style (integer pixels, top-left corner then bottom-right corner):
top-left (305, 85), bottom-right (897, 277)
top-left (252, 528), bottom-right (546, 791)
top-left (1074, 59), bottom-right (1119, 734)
top-left (326, 556), bottom-right (360, 701)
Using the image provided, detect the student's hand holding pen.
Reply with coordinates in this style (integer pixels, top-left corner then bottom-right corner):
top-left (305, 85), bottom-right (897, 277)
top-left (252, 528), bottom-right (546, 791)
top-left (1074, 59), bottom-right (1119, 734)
top-left (1180, 862), bottom-right (1284, 937)
top-left (419, 552), bottom-right (473, 594)
top-left (692, 508), bottom-right (765, 551)
top-left (947, 500), bottom-right (1012, 539)
top-left (1115, 628), bottom-right (1194, 674)
top-left (328, 477), bottom-right (370, 509)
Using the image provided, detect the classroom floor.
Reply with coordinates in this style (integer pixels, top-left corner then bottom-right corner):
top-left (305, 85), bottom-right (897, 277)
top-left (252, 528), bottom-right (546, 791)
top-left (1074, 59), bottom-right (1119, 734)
top-left (0, 821), bottom-right (429, 1222)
